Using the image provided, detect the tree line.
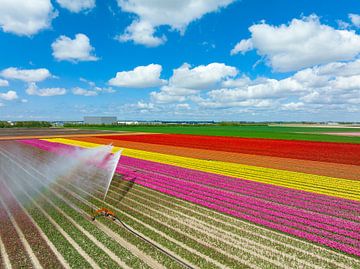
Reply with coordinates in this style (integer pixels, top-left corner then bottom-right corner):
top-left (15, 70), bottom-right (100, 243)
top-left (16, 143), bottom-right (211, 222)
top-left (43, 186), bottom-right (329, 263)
top-left (0, 121), bottom-right (52, 128)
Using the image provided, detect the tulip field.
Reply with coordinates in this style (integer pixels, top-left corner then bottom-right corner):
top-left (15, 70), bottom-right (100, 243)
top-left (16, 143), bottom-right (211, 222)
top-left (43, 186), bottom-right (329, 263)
top-left (0, 130), bottom-right (359, 268)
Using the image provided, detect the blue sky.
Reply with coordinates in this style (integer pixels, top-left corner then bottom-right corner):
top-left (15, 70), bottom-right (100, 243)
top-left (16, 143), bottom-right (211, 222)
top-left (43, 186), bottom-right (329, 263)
top-left (0, 0), bottom-right (360, 121)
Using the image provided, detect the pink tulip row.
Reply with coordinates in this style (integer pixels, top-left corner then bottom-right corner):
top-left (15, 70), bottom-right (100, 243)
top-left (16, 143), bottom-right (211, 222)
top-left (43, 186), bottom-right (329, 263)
top-left (118, 169), bottom-right (360, 257)
top-left (117, 165), bottom-right (360, 248)
top-left (119, 155), bottom-right (360, 223)
top-left (119, 155), bottom-right (360, 215)
top-left (119, 162), bottom-right (360, 235)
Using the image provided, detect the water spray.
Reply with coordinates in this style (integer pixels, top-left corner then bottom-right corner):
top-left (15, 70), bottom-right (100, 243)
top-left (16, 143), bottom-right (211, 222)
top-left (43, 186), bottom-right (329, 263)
top-left (92, 147), bottom-right (123, 222)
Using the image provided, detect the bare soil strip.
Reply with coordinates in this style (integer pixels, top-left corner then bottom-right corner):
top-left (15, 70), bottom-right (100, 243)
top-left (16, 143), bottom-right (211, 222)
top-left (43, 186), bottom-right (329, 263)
top-left (72, 136), bottom-right (360, 180)
top-left (0, 236), bottom-right (12, 269)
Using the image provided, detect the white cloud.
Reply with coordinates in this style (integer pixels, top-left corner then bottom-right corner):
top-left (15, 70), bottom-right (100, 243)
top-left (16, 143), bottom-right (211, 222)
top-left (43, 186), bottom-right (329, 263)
top-left (72, 87), bottom-right (98, 96)
top-left (56, 0), bottom-right (95, 13)
top-left (26, 82), bottom-right (66, 96)
top-left (0, 67), bottom-right (51, 82)
top-left (176, 103), bottom-right (190, 110)
top-left (230, 39), bottom-right (253, 55)
top-left (150, 62), bottom-right (238, 103)
top-left (0, 79), bottom-right (9, 87)
top-left (150, 91), bottom-right (186, 103)
top-left (147, 58), bottom-right (360, 116)
top-left (0, 90), bottom-right (18, 100)
top-left (109, 64), bottom-right (165, 88)
top-left (232, 15), bottom-right (360, 72)
top-left (169, 63), bottom-right (238, 90)
top-left (349, 13), bottom-right (360, 28)
top-left (282, 102), bottom-right (304, 111)
top-left (0, 0), bottom-right (56, 36)
top-left (117, 20), bottom-right (167, 47)
top-left (116, 0), bottom-right (234, 46)
top-left (136, 101), bottom-right (154, 109)
top-left (51, 33), bottom-right (98, 62)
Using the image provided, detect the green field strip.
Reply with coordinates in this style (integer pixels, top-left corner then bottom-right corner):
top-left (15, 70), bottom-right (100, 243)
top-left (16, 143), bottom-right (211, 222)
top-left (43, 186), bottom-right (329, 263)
top-left (115, 181), bottom-right (360, 268)
top-left (0, 196), bottom-right (43, 269)
top-left (6, 179), bottom-right (115, 269)
top-left (0, 196), bottom-right (34, 269)
top-left (105, 185), bottom-right (299, 269)
top-left (83, 185), bottom-right (249, 269)
top-left (109, 180), bottom-right (350, 269)
top-left (37, 187), bottom-right (159, 269)
top-left (2, 180), bottom-right (91, 269)
top-left (22, 182), bottom-right (148, 269)
top-left (5, 154), bottom-right (157, 269)
top-left (1, 146), bottom-right (189, 269)
top-left (71, 125), bottom-right (360, 144)
top-left (63, 182), bottom-right (222, 269)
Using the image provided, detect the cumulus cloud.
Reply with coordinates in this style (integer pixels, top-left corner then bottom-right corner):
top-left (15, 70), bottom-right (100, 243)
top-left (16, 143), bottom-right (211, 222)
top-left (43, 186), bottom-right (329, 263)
top-left (51, 33), bottom-right (98, 62)
top-left (117, 20), bottom-right (167, 47)
top-left (72, 87), bottom-right (98, 96)
top-left (0, 0), bottom-right (56, 36)
top-left (0, 67), bottom-right (51, 82)
top-left (0, 79), bottom-right (9, 87)
top-left (169, 63), bottom-right (238, 90)
top-left (56, 0), bottom-right (95, 13)
top-left (26, 82), bottom-right (66, 96)
top-left (116, 0), bottom-right (234, 46)
top-left (349, 13), bottom-right (360, 28)
top-left (0, 90), bottom-right (18, 101)
top-left (204, 59), bottom-right (360, 111)
top-left (231, 15), bottom-right (360, 72)
top-left (72, 85), bottom-right (114, 96)
top-left (230, 39), bottom-right (253, 55)
top-left (109, 64), bottom-right (165, 88)
top-left (146, 58), bottom-right (360, 117)
top-left (150, 62), bottom-right (237, 103)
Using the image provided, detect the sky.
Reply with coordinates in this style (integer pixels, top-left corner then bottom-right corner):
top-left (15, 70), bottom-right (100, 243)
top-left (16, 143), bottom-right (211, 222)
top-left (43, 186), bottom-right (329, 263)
top-left (0, 0), bottom-right (360, 122)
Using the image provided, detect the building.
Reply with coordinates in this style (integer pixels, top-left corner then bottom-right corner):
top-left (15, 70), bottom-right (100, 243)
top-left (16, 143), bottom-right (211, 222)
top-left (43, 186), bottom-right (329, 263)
top-left (84, 116), bottom-right (117, 124)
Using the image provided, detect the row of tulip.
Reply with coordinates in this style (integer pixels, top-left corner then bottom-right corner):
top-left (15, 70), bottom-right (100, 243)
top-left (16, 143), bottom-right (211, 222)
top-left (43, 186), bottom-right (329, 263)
top-left (19, 139), bottom-right (360, 257)
top-left (17, 140), bottom-right (357, 269)
top-left (100, 134), bottom-right (360, 165)
top-left (41, 138), bottom-right (360, 201)
top-left (107, 178), bottom-right (359, 268)
top-left (119, 169), bottom-right (360, 256)
top-left (119, 155), bottom-right (360, 221)
top-left (0, 144), bottom-right (182, 269)
top-left (20, 139), bottom-right (360, 224)
top-left (118, 163), bottom-right (360, 239)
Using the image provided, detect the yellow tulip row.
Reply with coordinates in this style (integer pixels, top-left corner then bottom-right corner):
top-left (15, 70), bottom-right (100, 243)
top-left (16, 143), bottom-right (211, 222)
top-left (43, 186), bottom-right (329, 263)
top-left (44, 138), bottom-right (360, 201)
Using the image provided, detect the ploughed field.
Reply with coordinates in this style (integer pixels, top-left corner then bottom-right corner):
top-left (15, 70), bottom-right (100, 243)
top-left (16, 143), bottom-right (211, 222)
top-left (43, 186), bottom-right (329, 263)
top-left (0, 131), bottom-right (359, 268)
